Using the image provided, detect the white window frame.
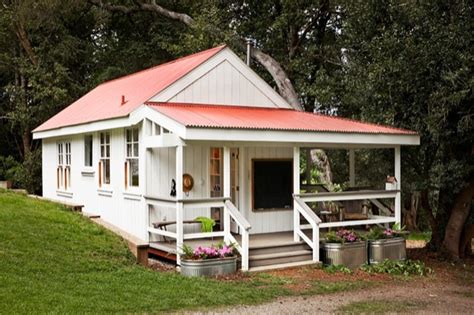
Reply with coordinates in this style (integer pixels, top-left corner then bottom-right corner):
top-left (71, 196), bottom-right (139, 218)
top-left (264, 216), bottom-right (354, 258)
top-left (125, 127), bottom-right (139, 189)
top-left (57, 141), bottom-right (71, 191)
top-left (99, 132), bottom-right (111, 187)
top-left (84, 134), bottom-right (93, 169)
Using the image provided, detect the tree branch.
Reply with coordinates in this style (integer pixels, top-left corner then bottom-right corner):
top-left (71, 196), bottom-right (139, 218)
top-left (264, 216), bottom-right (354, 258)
top-left (89, 0), bottom-right (302, 110)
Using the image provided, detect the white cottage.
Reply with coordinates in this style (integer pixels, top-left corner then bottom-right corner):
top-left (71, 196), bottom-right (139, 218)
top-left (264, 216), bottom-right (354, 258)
top-left (33, 45), bottom-right (420, 271)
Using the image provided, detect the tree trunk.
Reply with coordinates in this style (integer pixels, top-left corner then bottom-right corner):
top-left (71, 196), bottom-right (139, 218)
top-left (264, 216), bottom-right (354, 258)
top-left (403, 192), bottom-right (419, 231)
top-left (421, 190), bottom-right (442, 249)
top-left (22, 129), bottom-right (31, 157)
top-left (442, 177), bottom-right (474, 258)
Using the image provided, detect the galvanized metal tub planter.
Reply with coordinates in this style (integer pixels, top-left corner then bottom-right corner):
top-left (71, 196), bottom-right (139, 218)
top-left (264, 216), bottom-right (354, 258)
top-left (322, 241), bottom-right (367, 269)
top-left (368, 237), bottom-right (406, 264)
top-left (180, 256), bottom-right (237, 277)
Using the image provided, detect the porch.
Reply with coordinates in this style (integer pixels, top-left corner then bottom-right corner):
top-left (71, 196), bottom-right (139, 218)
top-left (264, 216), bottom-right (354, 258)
top-left (136, 104), bottom-right (417, 271)
top-left (142, 136), bottom-right (401, 271)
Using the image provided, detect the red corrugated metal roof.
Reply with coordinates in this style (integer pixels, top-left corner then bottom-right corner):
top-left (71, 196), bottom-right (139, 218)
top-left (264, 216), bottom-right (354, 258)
top-left (147, 102), bottom-right (417, 135)
top-left (33, 45), bottom-right (226, 132)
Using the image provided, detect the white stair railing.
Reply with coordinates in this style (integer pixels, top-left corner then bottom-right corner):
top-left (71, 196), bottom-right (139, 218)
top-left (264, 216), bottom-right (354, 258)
top-left (224, 200), bottom-right (251, 271)
top-left (293, 196), bottom-right (321, 262)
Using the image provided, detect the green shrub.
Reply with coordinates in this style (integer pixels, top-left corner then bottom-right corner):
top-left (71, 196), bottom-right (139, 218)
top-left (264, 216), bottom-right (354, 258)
top-left (0, 155), bottom-right (21, 181)
top-left (12, 150), bottom-right (42, 194)
top-left (361, 259), bottom-right (432, 276)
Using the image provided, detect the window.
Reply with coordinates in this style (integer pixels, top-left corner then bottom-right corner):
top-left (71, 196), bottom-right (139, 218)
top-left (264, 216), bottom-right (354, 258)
top-left (99, 132), bottom-right (111, 186)
top-left (57, 141), bottom-right (71, 190)
top-left (125, 128), bottom-right (139, 188)
top-left (252, 159), bottom-right (293, 211)
top-left (84, 135), bottom-right (93, 167)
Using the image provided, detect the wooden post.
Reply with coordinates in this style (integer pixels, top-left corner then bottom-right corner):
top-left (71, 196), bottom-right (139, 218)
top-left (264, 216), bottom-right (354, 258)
top-left (293, 146), bottom-right (300, 242)
top-left (176, 145), bottom-right (184, 265)
top-left (349, 149), bottom-right (355, 187)
top-left (223, 146), bottom-right (231, 243)
top-left (241, 229), bottom-right (249, 271)
top-left (394, 146), bottom-right (401, 224)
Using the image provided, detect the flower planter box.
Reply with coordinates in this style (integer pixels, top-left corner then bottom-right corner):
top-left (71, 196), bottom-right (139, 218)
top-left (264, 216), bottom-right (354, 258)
top-left (322, 241), bottom-right (367, 269)
top-left (368, 237), bottom-right (406, 264)
top-left (180, 256), bottom-right (237, 277)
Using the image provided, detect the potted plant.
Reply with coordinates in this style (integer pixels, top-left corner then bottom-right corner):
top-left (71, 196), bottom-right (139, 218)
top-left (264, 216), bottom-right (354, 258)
top-left (180, 242), bottom-right (238, 277)
top-left (366, 223), bottom-right (407, 264)
top-left (322, 229), bottom-right (367, 269)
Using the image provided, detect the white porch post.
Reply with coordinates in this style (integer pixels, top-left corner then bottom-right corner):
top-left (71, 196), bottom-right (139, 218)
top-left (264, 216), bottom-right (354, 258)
top-left (349, 149), bottom-right (355, 187)
top-left (293, 146), bottom-right (301, 242)
top-left (176, 145), bottom-right (184, 265)
top-left (394, 146), bottom-right (401, 224)
top-left (223, 146), bottom-right (231, 243)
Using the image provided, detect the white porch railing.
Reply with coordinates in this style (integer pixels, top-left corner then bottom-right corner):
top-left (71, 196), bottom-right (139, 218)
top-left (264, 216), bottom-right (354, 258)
top-left (293, 196), bottom-right (321, 262)
top-left (294, 190), bottom-right (399, 263)
top-left (224, 200), bottom-right (251, 271)
top-left (145, 196), bottom-right (252, 271)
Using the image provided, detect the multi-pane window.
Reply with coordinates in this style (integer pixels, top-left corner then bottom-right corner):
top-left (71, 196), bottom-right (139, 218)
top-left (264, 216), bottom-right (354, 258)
top-left (57, 141), bottom-right (71, 190)
top-left (125, 128), bottom-right (139, 188)
top-left (84, 135), bottom-right (93, 167)
top-left (99, 132), bottom-right (111, 186)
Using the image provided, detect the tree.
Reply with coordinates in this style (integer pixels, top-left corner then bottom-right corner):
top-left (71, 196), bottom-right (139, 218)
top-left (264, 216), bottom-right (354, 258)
top-left (318, 0), bottom-right (473, 258)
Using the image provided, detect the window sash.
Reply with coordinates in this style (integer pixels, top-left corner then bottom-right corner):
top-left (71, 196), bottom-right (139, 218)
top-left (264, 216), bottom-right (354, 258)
top-left (125, 128), bottom-right (139, 188)
top-left (84, 135), bottom-right (93, 167)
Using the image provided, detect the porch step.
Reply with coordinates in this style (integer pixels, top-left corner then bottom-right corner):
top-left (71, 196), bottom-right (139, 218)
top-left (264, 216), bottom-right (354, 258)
top-left (248, 260), bottom-right (320, 272)
top-left (249, 242), bottom-right (311, 256)
top-left (249, 249), bottom-right (313, 268)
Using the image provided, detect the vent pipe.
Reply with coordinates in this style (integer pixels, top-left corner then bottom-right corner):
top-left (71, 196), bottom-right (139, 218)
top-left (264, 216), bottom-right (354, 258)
top-left (121, 95), bottom-right (127, 106)
top-left (246, 38), bottom-right (252, 66)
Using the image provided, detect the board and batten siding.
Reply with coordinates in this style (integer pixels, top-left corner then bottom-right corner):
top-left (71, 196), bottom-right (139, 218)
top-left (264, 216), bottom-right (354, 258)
top-left (41, 127), bottom-right (148, 241)
top-left (166, 60), bottom-right (278, 107)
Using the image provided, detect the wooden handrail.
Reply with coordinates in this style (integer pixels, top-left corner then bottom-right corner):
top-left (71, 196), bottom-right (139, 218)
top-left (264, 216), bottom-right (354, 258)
top-left (295, 190), bottom-right (398, 202)
top-left (224, 200), bottom-right (251, 231)
top-left (294, 197), bottom-right (322, 224)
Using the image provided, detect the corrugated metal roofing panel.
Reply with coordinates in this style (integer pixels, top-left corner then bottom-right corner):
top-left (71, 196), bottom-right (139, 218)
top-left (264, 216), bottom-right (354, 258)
top-left (146, 102), bottom-right (417, 135)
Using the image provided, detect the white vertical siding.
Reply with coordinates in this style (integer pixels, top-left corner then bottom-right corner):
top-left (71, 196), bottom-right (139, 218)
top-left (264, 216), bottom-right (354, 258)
top-left (167, 60), bottom-right (278, 107)
top-left (41, 127), bottom-right (147, 241)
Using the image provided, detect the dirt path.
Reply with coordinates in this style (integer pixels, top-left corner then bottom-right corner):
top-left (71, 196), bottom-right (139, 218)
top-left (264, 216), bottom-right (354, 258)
top-left (206, 279), bottom-right (473, 314)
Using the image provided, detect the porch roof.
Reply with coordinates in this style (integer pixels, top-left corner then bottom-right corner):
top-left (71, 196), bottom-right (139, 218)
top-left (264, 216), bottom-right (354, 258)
top-left (146, 102), bottom-right (417, 135)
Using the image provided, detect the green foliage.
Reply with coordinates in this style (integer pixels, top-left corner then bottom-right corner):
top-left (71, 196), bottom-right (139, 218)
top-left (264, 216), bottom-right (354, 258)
top-left (361, 259), bottom-right (433, 277)
top-left (0, 156), bottom-right (20, 181)
top-left (195, 216), bottom-right (216, 233)
top-left (11, 149), bottom-right (42, 194)
top-left (324, 264), bottom-right (352, 274)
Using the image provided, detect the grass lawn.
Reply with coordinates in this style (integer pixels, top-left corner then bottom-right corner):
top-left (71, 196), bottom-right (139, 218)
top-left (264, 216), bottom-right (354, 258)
top-left (0, 190), bottom-right (371, 313)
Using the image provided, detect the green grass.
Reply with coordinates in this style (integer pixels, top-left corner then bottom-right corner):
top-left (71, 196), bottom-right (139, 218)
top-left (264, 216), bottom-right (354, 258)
top-left (0, 190), bottom-right (289, 313)
top-left (407, 231), bottom-right (431, 241)
top-left (337, 299), bottom-right (427, 314)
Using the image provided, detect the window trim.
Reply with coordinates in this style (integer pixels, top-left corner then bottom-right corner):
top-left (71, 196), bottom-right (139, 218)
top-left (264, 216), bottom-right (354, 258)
top-left (125, 127), bottom-right (140, 190)
top-left (99, 132), bottom-right (111, 187)
top-left (251, 158), bottom-right (294, 212)
top-left (84, 134), bottom-right (93, 169)
top-left (57, 141), bottom-right (72, 191)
